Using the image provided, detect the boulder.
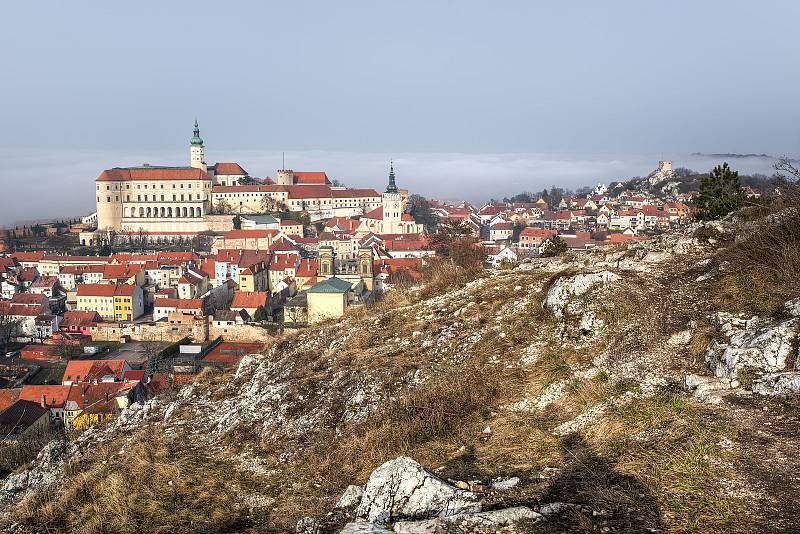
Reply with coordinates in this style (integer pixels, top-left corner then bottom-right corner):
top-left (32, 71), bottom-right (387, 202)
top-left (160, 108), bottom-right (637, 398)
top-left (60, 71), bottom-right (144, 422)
top-left (355, 457), bottom-right (480, 524)
top-left (490, 476), bottom-right (520, 491)
top-left (339, 523), bottom-right (392, 534)
top-left (544, 271), bottom-right (620, 318)
top-left (752, 372), bottom-right (800, 396)
top-left (393, 506), bottom-right (541, 533)
top-left (705, 312), bottom-right (799, 379)
top-left (337, 484), bottom-right (365, 509)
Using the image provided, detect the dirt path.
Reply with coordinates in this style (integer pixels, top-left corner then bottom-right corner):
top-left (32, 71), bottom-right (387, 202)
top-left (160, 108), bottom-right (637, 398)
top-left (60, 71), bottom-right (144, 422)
top-left (710, 395), bottom-right (800, 533)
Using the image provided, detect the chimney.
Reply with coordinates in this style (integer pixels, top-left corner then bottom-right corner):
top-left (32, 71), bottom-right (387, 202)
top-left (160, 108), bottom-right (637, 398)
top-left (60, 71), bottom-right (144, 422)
top-left (40, 394), bottom-right (46, 408)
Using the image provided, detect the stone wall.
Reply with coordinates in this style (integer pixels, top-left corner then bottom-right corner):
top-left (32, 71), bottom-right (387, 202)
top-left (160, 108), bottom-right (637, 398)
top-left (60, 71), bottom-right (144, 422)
top-left (208, 324), bottom-right (273, 343)
top-left (90, 320), bottom-right (208, 343)
top-left (204, 214), bottom-right (236, 233)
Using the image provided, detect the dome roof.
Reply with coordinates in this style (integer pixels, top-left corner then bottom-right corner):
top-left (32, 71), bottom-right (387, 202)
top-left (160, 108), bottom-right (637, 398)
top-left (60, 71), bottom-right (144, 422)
top-left (191, 119), bottom-right (203, 146)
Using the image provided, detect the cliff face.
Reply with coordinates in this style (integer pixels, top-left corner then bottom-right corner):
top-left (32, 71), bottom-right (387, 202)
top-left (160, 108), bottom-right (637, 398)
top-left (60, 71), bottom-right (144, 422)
top-left (5, 212), bottom-right (800, 533)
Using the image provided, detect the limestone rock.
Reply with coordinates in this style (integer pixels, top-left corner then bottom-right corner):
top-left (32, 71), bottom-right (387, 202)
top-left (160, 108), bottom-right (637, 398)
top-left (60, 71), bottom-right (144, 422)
top-left (752, 372), bottom-right (800, 396)
top-left (490, 476), bottom-right (520, 491)
top-left (544, 271), bottom-right (620, 318)
top-left (339, 523), bottom-right (392, 534)
top-left (337, 484), bottom-right (365, 509)
top-left (355, 457), bottom-right (480, 524)
top-left (393, 506), bottom-right (541, 533)
top-left (684, 374), bottom-right (733, 404)
top-left (705, 312), bottom-right (799, 379)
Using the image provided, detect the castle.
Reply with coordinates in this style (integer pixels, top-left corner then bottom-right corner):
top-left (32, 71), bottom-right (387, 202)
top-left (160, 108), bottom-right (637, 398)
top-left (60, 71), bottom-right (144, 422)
top-left (85, 122), bottom-right (420, 245)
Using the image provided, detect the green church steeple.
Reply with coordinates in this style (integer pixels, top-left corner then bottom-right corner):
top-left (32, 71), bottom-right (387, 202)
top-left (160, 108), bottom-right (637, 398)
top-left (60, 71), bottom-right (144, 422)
top-left (386, 160), bottom-right (398, 194)
top-left (191, 119), bottom-right (204, 146)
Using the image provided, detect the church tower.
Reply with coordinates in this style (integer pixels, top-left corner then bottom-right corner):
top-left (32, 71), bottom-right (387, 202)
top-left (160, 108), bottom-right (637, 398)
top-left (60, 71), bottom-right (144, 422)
top-left (319, 246), bottom-right (334, 278)
top-left (190, 119), bottom-right (207, 172)
top-left (358, 246), bottom-right (374, 291)
top-left (381, 161), bottom-right (402, 234)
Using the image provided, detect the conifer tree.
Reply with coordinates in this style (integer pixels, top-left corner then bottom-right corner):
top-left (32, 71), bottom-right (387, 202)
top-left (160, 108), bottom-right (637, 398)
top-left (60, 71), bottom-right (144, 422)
top-left (695, 162), bottom-right (745, 220)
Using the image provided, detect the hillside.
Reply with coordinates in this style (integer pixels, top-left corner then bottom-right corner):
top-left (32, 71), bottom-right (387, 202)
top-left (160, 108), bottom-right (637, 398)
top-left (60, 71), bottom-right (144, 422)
top-left (3, 206), bottom-right (800, 533)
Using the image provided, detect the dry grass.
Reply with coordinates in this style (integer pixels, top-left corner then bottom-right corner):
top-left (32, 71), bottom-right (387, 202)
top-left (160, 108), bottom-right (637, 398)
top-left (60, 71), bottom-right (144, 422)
top-left (262, 361), bottom-right (499, 531)
top-left (715, 207), bottom-right (800, 315)
top-left (416, 260), bottom-right (484, 302)
top-left (11, 432), bottom-right (261, 533)
top-left (583, 394), bottom-right (740, 533)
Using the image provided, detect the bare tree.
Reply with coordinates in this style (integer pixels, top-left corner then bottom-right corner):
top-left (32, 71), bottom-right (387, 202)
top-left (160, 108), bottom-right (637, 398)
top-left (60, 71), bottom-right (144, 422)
top-left (0, 313), bottom-right (22, 354)
top-left (774, 156), bottom-right (800, 182)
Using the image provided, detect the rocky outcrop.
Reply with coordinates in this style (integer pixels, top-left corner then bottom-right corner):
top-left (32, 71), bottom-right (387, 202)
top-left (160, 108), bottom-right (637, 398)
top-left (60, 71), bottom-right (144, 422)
top-left (752, 372), bottom-right (800, 397)
top-left (2, 440), bottom-right (66, 496)
top-left (392, 506), bottom-right (541, 533)
top-left (543, 271), bottom-right (620, 318)
top-left (354, 457), bottom-right (480, 524)
top-left (705, 311), bottom-right (799, 379)
top-left (338, 485), bottom-right (366, 509)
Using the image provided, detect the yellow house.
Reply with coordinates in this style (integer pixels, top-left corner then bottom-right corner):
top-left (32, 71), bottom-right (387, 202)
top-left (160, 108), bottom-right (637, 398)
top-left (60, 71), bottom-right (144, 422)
top-left (113, 284), bottom-right (143, 321)
top-left (76, 284), bottom-right (117, 320)
top-left (307, 277), bottom-right (352, 323)
top-left (64, 386), bottom-right (129, 430)
top-left (77, 283), bottom-right (144, 322)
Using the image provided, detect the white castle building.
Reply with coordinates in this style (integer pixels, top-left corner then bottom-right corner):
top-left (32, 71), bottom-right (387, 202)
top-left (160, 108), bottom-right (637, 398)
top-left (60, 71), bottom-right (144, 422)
top-left (93, 121), bottom-right (247, 238)
top-left (84, 122), bottom-right (422, 245)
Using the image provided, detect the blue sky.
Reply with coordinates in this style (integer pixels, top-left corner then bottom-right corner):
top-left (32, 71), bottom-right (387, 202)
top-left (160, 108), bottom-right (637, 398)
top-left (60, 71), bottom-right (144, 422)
top-left (0, 1), bottom-right (798, 224)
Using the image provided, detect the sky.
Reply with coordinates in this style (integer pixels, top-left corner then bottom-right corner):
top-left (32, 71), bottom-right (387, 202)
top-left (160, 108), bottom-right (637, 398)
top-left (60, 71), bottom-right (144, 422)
top-left (0, 0), bottom-right (798, 225)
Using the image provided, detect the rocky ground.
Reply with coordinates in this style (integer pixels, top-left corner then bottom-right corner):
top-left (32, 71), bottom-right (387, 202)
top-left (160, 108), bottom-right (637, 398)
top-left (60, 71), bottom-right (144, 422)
top-left (3, 214), bottom-right (800, 533)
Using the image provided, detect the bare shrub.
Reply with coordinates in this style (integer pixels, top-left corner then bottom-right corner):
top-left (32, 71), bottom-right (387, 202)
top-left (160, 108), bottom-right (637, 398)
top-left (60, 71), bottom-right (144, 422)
top-left (716, 207), bottom-right (800, 315)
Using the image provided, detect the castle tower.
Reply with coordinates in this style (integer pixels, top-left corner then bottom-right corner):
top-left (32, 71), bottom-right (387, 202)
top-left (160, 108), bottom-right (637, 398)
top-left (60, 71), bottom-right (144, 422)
top-left (276, 169), bottom-right (294, 186)
top-left (319, 246), bottom-right (334, 278)
top-left (190, 119), bottom-right (207, 172)
top-left (381, 161), bottom-right (403, 234)
top-left (358, 246), bottom-right (374, 291)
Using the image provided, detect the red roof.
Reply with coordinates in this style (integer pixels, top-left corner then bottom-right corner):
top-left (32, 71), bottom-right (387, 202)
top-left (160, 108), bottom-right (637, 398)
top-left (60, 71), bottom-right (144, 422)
top-left (61, 310), bottom-right (102, 328)
top-left (154, 298), bottom-right (180, 309)
top-left (520, 228), bottom-right (557, 238)
top-left (76, 284), bottom-right (136, 297)
top-left (287, 184), bottom-right (333, 199)
top-left (19, 267), bottom-right (38, 282)
top-left (292, 171), bottom-right (330, 185)
top-left (212, 162), bottom-right (247, 175)
top-left (63, 360), bottom-right (127, 383)
top-left (102, 263), bottom-right (143, 280)
top-left (295, 259), bottom-right (318, 277)
top-left (60, 264), bottom-right (105, 275)
top-left (31, 276), bottom-right (59, 288)
top-left (19, 385), bottom-right (72, 408)
top-left (177, 298), bottom-right (204, 310)
top-left (270, 254), bottom-right (299, 271)
top-left (212, 184), bottom-right (289, 194)
top-left (202, 342), bottom-right (264, 366)
top-left (362, 206), bottom-right (415, 222)
top-left (96, 167), bottom-right (210, 182)
top-left (231, 291), bottom-right (268, 310)
top-left (0, 302), bottom-right (43, 317)
top-left (330, 188), bottom-right (380, 198)
top-left (11, 252), bottom-right (45, 262)
top-left (220, 229), bottom-right (279, 240)
top-left (11, 293), bottom-right (47, 305)
top-left (0, 389), bottom-right (21, 413)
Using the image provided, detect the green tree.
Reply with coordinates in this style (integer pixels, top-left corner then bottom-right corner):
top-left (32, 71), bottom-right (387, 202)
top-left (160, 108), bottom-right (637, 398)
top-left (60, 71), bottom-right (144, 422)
top-left (233, 214), bottom-right (242, 229)
top-left (408, 194), bottom-right (438, 233)
top-left (695, 162), bottom-right (745, 221)
top-left (539, 235), bottom-right (568, 257)
top-left (253, 306), bottom-right (269, 322)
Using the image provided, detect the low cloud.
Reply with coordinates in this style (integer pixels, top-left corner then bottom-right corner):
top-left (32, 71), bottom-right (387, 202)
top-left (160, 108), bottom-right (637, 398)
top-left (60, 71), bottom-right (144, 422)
top-left (0, 148), bottom-right (779, 227)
